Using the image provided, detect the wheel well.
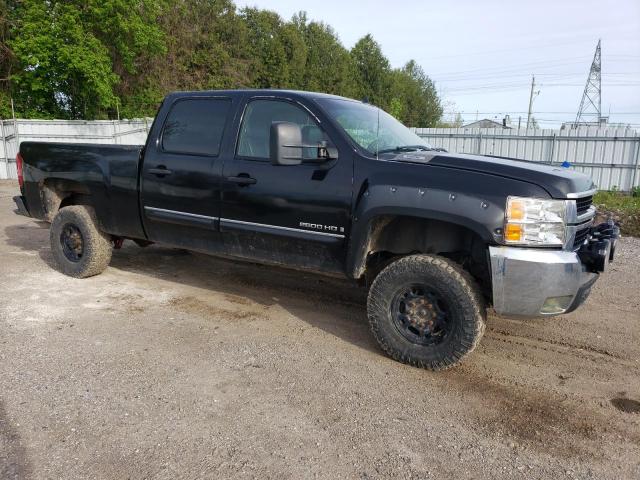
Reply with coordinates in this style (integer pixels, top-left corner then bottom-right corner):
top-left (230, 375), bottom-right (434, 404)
top-left (41, 178), bottom-right (91, 222)
top-left (361, 215), bottom-right (491, 295)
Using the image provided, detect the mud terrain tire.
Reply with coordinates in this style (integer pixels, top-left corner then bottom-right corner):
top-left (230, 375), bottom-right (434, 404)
top-left (367, 254), bottom-right (486, 370)
top-left (50, 206), bottom-right (112, 278)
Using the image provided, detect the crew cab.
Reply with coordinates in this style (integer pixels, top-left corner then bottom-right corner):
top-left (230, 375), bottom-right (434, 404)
top-left (13, 89), bottom-right (618, 370)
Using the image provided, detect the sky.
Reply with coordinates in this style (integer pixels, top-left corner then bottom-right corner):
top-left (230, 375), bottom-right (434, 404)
top-left (235, 0), bottom-right (640, 128)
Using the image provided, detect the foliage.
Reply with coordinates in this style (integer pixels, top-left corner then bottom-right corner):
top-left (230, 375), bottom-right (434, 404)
top-left (294, 14), bottom-right (357, 97)
top-left (594, 190), bottom-right (640, 211)
top-left (351, 34), bottom-right (390, 107)
top-left (0, 0), bottom-right (13, 118)
top-left (594, 190), bottom-right (640, 237)
top-left (4, 0), bottom-right (165, 119)
top-left (1, 1), bottom-right (443, 126)
top-left (390, 60), bottom-right (442, 127)
top-left (388, 98), bottom-right (403, 120)
top-left (118, 0), bottom-right (250, 118)
top-left (8, 1), bottom-right (115, 118)
top-left (437, 113), bottom-right (464, 128)
top-left (241, 7), bottom-right (289, 88)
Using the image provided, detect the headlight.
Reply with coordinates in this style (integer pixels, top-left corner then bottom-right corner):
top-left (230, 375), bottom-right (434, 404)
top-left (504, 196), bottom-right (568, 246)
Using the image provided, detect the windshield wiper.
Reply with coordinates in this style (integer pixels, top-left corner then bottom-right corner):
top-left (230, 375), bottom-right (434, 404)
top-left (377, 145), bottom-right (434, 154)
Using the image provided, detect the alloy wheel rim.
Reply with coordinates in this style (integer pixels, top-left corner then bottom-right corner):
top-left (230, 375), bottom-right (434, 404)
top-left (390, 284), bottom-right (452, 346)
top-left (60, 224), bottom-right (84, 262)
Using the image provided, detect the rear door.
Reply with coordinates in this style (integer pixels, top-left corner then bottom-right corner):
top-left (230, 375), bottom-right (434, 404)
top-left (140, 95), bottom-right (236, 250)
top-left (219, 96), bottom-right (353, 274)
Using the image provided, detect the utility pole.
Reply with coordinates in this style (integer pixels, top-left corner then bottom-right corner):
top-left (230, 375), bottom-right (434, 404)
top-left (526, 75), bottom-right (537, 129)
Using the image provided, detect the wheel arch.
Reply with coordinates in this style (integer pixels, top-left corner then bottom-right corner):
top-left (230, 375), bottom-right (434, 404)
top-left (40, 178), bottom-right (93, 222)
top-left (347, 211), bottom-right (494, 284)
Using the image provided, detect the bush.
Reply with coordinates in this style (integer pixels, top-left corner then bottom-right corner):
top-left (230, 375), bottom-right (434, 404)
top-left (594, 190), bottom-right (640, 237)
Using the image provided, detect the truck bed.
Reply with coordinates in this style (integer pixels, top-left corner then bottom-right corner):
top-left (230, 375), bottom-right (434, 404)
top-left (19, 142), bottom-right (146, 239)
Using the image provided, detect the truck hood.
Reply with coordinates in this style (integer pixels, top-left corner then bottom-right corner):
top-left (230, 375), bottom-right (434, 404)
top-left (388, 151), bottom-right (595, 198)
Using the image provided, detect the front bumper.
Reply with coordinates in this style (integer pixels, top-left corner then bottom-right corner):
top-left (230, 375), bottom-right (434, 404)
top-left (13, 195), bottom-right (30, 217)
top-left (489, 246), bottom-right (599, 317)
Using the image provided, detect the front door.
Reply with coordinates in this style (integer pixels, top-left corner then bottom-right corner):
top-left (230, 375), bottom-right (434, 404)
top-left (140, 95), bottom-right (235, 251)
top-left (219, 97), bottom-right (352, 274)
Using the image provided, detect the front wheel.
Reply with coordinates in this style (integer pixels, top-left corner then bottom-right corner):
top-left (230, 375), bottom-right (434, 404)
top-left (50, 206), bottom-right (112, 278)
top-left (367, 254), bottom-right (486, 371)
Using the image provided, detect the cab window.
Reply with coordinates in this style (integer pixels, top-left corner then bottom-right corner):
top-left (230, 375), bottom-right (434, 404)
top-left (162, 98), bottom-right (231, 156)
top-left (237, 99), bottom-right (325, 160)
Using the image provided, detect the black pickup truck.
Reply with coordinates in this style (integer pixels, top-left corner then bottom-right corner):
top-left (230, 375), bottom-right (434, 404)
top-left (13, 89), bottom-right (618, 370)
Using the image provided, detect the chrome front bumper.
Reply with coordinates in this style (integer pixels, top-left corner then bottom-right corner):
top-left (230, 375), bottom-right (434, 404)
top-left (489, 246), bottom-right (599, 317)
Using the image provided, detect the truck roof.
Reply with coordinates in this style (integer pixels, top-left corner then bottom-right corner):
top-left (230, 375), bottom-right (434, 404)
top-left (164, 89), bottom-right (360, 103)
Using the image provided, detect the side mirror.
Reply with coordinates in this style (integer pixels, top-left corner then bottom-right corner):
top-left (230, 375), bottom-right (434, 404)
top-left (270, 122), bottom-right (303, 166)
top-left (270, 122), bottom-right (339, 166)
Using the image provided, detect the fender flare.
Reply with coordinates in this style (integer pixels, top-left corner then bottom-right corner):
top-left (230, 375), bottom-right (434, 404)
top-left (346, 205), bottom-right (498, 280)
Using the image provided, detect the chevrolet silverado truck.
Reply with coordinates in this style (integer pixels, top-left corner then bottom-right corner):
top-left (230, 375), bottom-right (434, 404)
top-left (13, 89), bottom-right (619, 370)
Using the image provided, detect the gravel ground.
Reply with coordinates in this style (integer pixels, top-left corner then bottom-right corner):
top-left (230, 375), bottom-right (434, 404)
top-left (1, 179), bottom-right (639, 479)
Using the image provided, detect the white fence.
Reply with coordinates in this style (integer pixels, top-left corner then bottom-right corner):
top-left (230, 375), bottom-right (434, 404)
top-left (414, 126), bottom-right (640, 191)
top-left (2, 120), bottom-right (639, 191)
top-left (0, 119), bottom-right (151, 179)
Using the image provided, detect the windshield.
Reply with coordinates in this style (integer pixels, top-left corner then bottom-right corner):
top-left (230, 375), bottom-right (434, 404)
top-left (316, 98), bottom-right (433, 156)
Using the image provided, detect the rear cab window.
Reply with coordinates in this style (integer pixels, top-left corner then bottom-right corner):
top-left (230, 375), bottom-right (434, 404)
top-left (162, 98), bottom-right (232, 156)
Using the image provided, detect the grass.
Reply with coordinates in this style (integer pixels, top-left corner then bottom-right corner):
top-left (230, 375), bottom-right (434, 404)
top-left (593, 189), bottom-right (640, 237)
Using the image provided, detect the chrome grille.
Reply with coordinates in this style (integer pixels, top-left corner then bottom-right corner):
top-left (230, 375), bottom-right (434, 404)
top-left (565, 190), bottom-right (596, 251)
top-left (576, 195), bottom-right (593, 216)
top-left (573, 226), bottom-right (590, 250)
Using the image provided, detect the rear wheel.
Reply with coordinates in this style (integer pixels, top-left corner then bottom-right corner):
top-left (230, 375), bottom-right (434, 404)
top-left (50, 206), bottom-right (112, 278)
top-left (367, 254), bottom-right (485, 370)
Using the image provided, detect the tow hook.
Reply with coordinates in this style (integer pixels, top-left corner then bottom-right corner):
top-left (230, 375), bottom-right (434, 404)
top-left (113, 237), bottom-right (124, 249)
top-left (578, 219), bottom-right (620, 273)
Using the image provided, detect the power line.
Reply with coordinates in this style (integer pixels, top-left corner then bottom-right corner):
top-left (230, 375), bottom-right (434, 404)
top-left (430, 57), bottom-right (594, 77)
top-left (431, 58), bottom-right (639, 80)
top-left (445, 115), bottom-right (638, 122)
top-left (441, 81), bottom-right (639, 93)
top-left (442, 111), bottom-right (640, 115)
top-left (421, 38), bottom-right (609, 60)
top-left (438, 72), bottom-right (640, 83)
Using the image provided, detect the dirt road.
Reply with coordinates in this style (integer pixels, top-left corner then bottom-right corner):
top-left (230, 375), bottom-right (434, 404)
top-left (1, 180), bottom-right (638, 479)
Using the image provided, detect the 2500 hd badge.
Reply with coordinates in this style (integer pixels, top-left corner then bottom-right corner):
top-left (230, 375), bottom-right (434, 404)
top-left (299, 222), bottom-right (345, 234)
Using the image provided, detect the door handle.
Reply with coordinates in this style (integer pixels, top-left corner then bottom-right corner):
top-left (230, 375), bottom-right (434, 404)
top-left (227, 175), bottom-right (257, 186)
top-left (149, 167), bottom-right (173, 176)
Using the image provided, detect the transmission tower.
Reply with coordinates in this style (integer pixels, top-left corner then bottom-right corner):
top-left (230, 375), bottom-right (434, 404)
top-left (575, 39), bottom-right (602, 125)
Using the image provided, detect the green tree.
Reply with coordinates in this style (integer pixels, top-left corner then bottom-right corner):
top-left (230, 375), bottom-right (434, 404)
top-left (389, 60), bottom-right (442, 127)
top-left (7, 0), bottom-right (164, 119)
top-left (9, 1), bottom-right (116, 118)
top-left (388, 97), bottom-right (403, 120)
top-left (280, 21), bottom-right (307, 89)
top-left (241, 8), bottom-right (289, 88)
top-left (1, 3), bottom-right (443, 125)
top-left (350, 34), bottom-right (391, 107)
top-left (437, 112), bottom-right (464, 128)
top-left (293, 14), bottom-right (356, 97)
top-left (0, 0), bottom-right (14, 118)
top-left (121, 0), bottom-right (250, 117)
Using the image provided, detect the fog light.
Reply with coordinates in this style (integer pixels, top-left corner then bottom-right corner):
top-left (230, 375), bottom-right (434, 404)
top-left (540, 295), bottom-right (574, 314)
